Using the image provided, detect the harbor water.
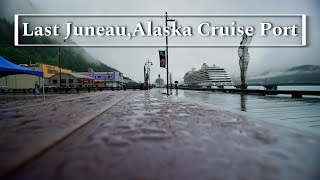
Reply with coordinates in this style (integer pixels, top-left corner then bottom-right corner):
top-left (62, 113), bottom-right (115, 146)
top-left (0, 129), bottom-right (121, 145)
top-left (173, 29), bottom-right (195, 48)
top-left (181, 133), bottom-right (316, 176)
top-left (158, 86), bottom-right (320, 134)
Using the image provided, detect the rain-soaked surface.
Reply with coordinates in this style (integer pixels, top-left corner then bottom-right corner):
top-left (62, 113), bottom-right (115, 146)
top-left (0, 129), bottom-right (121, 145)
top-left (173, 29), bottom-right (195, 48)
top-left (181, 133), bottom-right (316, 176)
top-left (0, 91), bottom-right (132, 175)
top-left (167, 89), bottom-right (320, 134)
top-left (5, 90), bottom-right (320, 180)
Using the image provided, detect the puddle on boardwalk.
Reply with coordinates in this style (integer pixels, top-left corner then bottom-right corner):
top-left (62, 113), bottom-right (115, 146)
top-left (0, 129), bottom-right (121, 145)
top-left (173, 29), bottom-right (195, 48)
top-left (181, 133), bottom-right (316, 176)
top-left (253, 131), bottom-right (278, 144)
top-left (107, 137), bottom-right (131, 147)
top-left (114, 125), bottom-right (137, 134)
top-left (141, 126), bottom-right (167, 134)
top-left (18, 119), bottom-right (38, 126)
top-left (220, 118), bottom-right (244, 127)
top-left (136, 134), bottom-right (172, 141)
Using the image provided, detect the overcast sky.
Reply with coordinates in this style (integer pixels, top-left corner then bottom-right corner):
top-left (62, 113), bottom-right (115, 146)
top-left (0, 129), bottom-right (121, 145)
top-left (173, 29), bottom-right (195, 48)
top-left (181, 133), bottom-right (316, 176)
top-left (1, 0), bottom-right (319, 83)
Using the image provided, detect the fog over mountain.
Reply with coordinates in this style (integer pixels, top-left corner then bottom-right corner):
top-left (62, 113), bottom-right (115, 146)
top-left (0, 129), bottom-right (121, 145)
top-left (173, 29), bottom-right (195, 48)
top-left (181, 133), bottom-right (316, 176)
top-left (1, 0), bottom-right (319, 83)
top-left (240, 65), bottom-right (320, 85)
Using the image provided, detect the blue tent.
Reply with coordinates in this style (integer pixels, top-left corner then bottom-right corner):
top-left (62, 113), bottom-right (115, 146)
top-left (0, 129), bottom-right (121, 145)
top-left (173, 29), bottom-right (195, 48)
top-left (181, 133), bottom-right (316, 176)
top-left (0, 56), bottom-right (43, 78)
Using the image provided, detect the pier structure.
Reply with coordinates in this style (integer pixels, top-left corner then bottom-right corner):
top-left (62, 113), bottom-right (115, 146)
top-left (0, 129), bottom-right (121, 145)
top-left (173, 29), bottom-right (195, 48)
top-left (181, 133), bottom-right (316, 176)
top-left (179, 86), bottom-right (320, 99)
top-left (234, 82), bottom-right (320, 91)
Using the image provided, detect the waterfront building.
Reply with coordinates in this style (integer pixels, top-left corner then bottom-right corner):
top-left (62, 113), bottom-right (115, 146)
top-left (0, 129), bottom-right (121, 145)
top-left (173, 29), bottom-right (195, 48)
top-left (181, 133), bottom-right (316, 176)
top-left (0, 74), bottom-right (44, 89)
top-left (123, 77), bottom-right (134, 84)
top-left (49, 73), bottom-right (94, 88)
top-left (184, 63), bottom-right (234, 88)
top-left (40, 64), bottom-right (72, 78)
top-left (75, 71), bottom-right (124, 88)
top-left (19, 63), bottom-right (72, 79)
top-left (155, 74), bottom-right (164, 87)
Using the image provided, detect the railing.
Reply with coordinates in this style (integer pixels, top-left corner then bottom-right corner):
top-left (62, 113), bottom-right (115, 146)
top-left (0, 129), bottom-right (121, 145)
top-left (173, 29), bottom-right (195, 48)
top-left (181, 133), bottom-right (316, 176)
top-left (178, 87), bottom-right (320, 98)
top-left (0, 87), bottom-right (126, 94)
top-left (234, 82), bottom-right (320, 87)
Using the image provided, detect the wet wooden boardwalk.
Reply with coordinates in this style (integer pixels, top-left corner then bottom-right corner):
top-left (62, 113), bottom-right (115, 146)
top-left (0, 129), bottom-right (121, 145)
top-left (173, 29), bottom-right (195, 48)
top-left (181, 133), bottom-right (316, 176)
top-left (1, 90), bottom-right (320, 180)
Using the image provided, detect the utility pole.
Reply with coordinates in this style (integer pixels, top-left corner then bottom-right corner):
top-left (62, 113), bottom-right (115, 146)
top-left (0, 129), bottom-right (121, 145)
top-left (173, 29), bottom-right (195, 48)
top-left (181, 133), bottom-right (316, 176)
top-left (165, 12), bottom-right (175, 95)
top-left (58, 47), bottom-right (62, 89)
top-left (57, 39), bottom-right (67, 91)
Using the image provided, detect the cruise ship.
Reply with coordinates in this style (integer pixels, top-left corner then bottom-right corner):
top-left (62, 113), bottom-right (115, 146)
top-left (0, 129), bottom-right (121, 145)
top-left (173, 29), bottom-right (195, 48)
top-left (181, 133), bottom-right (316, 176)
top-left (184, 63), bottom-right (234, 88)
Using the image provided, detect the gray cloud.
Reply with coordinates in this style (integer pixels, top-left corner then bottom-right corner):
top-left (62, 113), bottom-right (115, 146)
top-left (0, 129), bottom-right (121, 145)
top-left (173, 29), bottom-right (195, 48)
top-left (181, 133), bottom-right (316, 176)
top-left (1, 0), bottom-right (319, 83)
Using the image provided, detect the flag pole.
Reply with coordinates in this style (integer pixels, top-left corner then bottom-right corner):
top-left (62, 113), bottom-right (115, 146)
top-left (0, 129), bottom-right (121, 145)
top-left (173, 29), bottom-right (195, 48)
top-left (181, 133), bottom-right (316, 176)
top-left (165, 12), bottom-right (169, 95)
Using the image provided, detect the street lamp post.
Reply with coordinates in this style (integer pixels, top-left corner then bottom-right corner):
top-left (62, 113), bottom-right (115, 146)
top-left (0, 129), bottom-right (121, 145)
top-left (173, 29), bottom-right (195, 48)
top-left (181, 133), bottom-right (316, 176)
top-left (145, 59), bottom-right (153, 90)
top-left (57, 39), bottom-right (67, 92)
top-left (58, 47), bottom-right (62, 89)
top-left (165, 12), bottom-right (175, 95)
top-left (144, 65), bottom-right (146, 88)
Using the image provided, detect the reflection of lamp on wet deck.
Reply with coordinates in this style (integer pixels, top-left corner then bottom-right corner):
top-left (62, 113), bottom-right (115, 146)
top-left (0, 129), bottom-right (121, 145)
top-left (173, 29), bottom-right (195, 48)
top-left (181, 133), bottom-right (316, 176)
top-left (104, 76), bottom-right (107, 88)
top-left (107, 74), bottom-right (112, 88)
top-left (240, 94), bottom-right (247, 111)
top-left (145, 59), bottom-right (153, 90)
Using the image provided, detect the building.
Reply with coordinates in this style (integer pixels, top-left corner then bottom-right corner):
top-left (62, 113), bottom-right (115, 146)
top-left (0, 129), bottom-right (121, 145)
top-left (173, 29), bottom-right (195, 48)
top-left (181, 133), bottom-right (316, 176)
top-left (41, 64), bottom-right (72, 78)
top-left (155, 74), bottom-right (164, 87)
top-left (20, 63), bottom-right (72, 84)
top-left (0, 74), bottom-right (44, 89)
top-left (50, 73), bottom-right (94, 88)
top-left (75, 71), bottom-right (123, 88)
top-left (0, 63), bottom-right (72, 89)
top-left (123, 77), bottom-right (135, 84)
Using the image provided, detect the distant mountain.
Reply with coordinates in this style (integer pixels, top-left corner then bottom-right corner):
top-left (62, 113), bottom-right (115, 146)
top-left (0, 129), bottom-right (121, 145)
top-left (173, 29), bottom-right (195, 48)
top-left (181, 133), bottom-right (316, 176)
top-left (287, 65), bottom-right (320, 72)
top-left (242, 65), bottom-right (320, 85)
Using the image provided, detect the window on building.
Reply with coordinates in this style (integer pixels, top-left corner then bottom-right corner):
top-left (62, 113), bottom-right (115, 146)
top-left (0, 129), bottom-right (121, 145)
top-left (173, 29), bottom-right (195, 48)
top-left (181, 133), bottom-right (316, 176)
top-left (61, 79), bottom-right (66, 83)
top-left (48, 69), bottom-right (59, 74)
top-left (52, 79), bottom-right (57, 84)
top-left (77, 79), bottom-right (82, 83)
top-left (69, 79), bottom-right (74, 83)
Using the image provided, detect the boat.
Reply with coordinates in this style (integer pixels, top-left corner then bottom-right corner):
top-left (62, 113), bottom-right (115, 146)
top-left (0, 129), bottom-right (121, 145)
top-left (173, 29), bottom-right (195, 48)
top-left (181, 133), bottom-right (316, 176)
top-left (183, 63), bottom-right (234, 88)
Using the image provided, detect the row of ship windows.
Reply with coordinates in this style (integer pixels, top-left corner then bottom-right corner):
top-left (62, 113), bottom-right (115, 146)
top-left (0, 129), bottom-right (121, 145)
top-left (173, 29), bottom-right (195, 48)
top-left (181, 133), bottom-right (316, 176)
top-left (185, 80), bottom-right (232, 84)
top-left (185, 75), bottom-right (231, 79)
top-left (185, 77), bottom-right (232, 81)
top-left (186, 73), bottom-right (231, 76)
top-left (185, 79), bottom-right (232, 81)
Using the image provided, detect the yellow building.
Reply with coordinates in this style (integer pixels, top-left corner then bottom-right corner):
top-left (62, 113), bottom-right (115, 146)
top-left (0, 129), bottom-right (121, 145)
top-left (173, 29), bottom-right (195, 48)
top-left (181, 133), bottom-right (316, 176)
top-left (41, 64), bottom-right (72, 78)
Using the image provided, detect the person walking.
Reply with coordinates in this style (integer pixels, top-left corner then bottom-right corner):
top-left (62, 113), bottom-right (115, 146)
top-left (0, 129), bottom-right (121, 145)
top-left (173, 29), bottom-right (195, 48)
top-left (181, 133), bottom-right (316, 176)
top-left (35, 81), bottom-right (40, 95)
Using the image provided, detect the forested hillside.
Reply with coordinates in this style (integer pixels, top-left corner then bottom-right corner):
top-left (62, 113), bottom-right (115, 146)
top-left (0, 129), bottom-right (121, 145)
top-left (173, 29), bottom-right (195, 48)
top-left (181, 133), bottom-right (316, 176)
top-left (0, 18), bottom-right (118, 73)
